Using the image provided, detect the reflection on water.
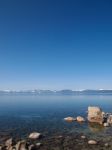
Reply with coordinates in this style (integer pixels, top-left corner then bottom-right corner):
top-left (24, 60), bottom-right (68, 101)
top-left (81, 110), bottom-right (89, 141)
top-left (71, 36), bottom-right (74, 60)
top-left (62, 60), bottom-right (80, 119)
top-left (0, 95), bottom-right (112, 142)
top-left (88, 122), bottom-right (104, 133)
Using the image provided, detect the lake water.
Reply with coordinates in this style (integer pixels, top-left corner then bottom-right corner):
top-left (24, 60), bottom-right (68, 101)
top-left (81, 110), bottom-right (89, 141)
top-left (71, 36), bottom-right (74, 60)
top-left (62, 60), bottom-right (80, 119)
top-left (0, 95), bottom-right (112, 142)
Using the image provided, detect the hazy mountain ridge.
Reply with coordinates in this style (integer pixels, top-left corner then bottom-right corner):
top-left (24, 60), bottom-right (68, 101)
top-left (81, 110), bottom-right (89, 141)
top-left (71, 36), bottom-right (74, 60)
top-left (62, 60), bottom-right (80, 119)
top-left (1, 89), bottom-right (112, 95)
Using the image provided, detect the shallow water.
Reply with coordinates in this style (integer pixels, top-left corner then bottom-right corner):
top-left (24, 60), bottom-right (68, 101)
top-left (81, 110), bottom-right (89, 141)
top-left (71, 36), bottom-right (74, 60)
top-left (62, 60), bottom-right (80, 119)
top-left (0, 95), bottom-right (112, 142)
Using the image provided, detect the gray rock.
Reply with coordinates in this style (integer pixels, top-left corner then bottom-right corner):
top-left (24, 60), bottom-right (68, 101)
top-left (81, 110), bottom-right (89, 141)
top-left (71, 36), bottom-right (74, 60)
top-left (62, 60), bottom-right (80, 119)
top-left (105, 143), bottom-right (109, 147)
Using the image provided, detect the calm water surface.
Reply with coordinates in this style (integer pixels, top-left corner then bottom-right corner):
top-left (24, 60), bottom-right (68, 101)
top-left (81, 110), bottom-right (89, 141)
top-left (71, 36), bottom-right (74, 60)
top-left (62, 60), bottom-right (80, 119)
top-left (0, 95), bottom-right (112, 141)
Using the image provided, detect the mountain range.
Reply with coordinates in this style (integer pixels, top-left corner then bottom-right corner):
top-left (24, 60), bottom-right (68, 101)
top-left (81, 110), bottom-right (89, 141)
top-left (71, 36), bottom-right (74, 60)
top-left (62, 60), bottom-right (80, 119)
top-left (1, 89), bottom-right (112, 95)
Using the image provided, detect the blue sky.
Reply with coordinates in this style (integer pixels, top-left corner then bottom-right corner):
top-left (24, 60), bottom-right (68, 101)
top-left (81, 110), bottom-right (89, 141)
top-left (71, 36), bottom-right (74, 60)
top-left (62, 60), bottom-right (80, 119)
top-left (0, 0), bottom-right (112, 90)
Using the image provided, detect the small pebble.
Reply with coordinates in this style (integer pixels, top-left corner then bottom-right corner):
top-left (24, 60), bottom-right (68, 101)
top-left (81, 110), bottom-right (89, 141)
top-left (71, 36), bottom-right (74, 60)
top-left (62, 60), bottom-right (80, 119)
top-left (105, 143), bottom-right (109, 147)
top-left (36, 143), bottom-right (41, 146)
top-left (81, 135), bottom-right (86, 139)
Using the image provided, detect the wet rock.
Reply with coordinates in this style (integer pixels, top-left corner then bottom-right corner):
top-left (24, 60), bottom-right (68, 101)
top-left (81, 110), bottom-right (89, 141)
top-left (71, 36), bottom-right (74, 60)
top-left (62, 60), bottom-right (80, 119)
top-left (88, 106), bottom-right (104, 124)
top-left (88, 122), bottom-right (104, 133)
top-left (5, 138), bottom-right (12, 147)
top-left (64, 117), bottom-right (76, 122)
top-left (0, 146), bottom-right (2, 150)
top-left (104, 143), bottom-right (109, 147)
top-left (8, 146), bottom-right (14, 150)
top-left (12, 147), bottom-right (16, 150)
top-left (57, 136), bottom-right (63, 138)
top-left (29, 132), bottom-right (41, 140)
top-left (103, 122), bottom-right (110, 127)
top-left (88, 140), bottom-right (97, 145)
top-left (28, 144), bottom-right (34, 150)
top-left (81, 135), bottom-right (86, 139)
top-left (107, 115), bottom-right (112, 124)
top-left (76, 116), bottom-right (85, 122)
top-left (16, 140), bottom-right (26, 150)
top-left (36, 143), bottom-right (42, 147)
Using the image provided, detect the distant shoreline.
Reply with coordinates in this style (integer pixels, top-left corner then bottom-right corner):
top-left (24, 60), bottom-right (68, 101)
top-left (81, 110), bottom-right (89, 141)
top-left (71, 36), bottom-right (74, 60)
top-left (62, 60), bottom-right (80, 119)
top-left (1, 89), bottom-right (112, 95)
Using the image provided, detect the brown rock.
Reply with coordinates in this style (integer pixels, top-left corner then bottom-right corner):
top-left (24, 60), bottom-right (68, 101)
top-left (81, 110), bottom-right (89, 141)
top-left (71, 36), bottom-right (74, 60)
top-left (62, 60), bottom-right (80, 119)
top-left (103, 122), bottom-right (110, 127)
top-left (29, 132), bottom-right (41, 140)
top-left (16, 140), bottom-right (26, 150)
top-left (88, 106), bottom-right (104, 124)
top-left (107, 115), bottom-right (112, 124)
top-left (5, 138), bottom-right (12, 147)
top-left (64, 117), bottom-right (76, 122)
top-left (88, 140), bottom-right (97, 145)
top-left (76, 116), bottom-right (85, 122)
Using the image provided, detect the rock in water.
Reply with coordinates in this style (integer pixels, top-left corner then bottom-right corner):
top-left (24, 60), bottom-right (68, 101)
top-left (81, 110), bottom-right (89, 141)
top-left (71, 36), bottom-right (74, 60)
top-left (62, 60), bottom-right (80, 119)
top-left (36, 143), bottom-right (42, 147)
top-left (29, 132), bottom-right (41, 139)
top-left (105, 143), bottom-right (109, 147)
top-left (81, 135), bottom-right (86, 139)
top-left (103, 122), bottom-right (110, 127)
top-left (76, 116), bottom-right (85, 122)
top-left (64, 117), bottom-right (76, 122)
top-left (107, 115), bottom-right (112, 124)
top-left (88, 106), bottom-right (104, 124)
top-left (88, 140), bottom-right (97, 145)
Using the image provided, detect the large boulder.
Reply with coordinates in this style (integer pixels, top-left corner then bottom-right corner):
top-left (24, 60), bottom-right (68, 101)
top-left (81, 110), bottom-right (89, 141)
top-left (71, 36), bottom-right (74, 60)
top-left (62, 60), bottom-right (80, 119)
top-left (87, 106), bottom-right (104, 124)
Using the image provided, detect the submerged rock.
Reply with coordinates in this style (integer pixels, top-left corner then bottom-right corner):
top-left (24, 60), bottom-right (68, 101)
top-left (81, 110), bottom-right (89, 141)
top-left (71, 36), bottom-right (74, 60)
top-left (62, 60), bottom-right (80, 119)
top-left (104, 143), bottom-right (109, 147)
top-left (81, 135), bottom-right (86, 139)
top-left (88, 106), bottom-right (104, 124)
top-left (76, 116), bottom-right (85, 122)
top-left (88, 140), bottom-right (97, 145)
top-left (64, 117), bottom-right (76, 122)
top-left (29, 132), bottom-right (41, 140)
top-left (36, 143), bottom-right (42, 147)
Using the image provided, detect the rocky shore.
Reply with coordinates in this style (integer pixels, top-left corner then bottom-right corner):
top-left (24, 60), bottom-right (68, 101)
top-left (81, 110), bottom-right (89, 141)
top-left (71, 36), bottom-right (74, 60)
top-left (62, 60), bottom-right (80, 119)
top-left (0, 106), bottom-right (112, 150)
top-left (0, 132), bottom-right (112, 150)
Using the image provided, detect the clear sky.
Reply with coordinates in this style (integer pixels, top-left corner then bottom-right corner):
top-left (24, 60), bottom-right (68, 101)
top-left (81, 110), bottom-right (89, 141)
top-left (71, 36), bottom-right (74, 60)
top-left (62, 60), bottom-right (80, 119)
top-left (0, 0), bottom-right (112, 90)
